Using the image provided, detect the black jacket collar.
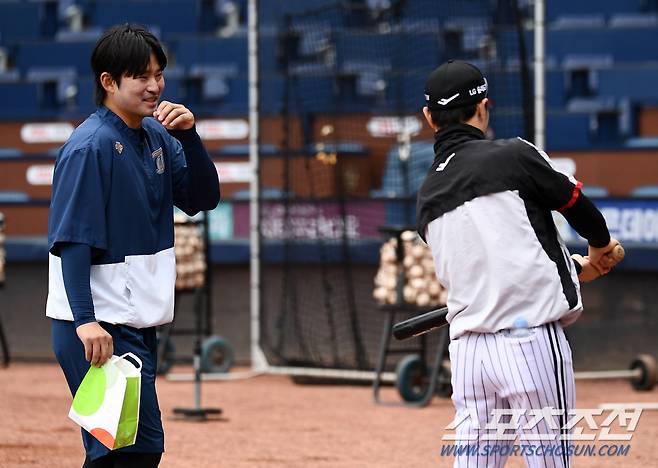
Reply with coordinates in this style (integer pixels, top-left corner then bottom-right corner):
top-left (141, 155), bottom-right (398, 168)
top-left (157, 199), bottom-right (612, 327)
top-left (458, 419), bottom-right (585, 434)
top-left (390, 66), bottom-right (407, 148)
top-left (433, 123), bottom-right (485, 160)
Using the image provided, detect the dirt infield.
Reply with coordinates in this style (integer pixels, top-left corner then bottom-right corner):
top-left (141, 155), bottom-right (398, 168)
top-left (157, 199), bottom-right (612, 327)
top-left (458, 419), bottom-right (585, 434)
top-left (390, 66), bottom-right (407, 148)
top-left (1, 363), bottom-right (658, 467)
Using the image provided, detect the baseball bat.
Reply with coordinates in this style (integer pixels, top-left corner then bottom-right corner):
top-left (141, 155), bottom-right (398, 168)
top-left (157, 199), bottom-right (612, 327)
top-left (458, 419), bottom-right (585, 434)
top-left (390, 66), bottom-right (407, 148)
top-left (393, 246), bottom-right (624, 341)
top-left (392, 306), bottom-right (449, 341)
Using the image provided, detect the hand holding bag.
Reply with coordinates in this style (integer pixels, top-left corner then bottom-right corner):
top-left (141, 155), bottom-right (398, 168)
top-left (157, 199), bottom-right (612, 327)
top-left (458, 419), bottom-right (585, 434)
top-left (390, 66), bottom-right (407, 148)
top-left (68, 352), bottom-right (142, 450)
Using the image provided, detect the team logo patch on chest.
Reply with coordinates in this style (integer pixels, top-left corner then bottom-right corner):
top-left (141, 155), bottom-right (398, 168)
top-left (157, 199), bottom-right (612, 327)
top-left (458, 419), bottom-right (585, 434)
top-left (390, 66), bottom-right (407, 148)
top-left (151, 147), bottom-right (165, 174)
top-left (114, 141), bottom-right (123, 155)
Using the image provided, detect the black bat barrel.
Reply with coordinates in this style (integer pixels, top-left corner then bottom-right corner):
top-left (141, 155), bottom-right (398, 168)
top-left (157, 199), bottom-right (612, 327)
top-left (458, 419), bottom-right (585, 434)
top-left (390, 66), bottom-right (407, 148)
top-left (392, 306), bottom-right (449, 340)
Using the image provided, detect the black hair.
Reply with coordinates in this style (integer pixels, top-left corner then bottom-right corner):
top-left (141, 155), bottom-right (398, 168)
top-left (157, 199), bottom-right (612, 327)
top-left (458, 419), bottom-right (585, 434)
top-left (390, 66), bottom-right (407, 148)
top-left (429, 103), bottom-right (478, 129)
top-left (91, 24), bottom-right (167, 106)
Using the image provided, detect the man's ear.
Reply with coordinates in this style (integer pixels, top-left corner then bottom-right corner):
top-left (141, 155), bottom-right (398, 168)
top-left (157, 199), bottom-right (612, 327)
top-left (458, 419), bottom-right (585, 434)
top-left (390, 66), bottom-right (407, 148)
top-left (100, 72), bottom-right (116, 94)
top-left (422, 106), bottom-right (438, 132)
top-left (477, 98), bottom-right (489, 120)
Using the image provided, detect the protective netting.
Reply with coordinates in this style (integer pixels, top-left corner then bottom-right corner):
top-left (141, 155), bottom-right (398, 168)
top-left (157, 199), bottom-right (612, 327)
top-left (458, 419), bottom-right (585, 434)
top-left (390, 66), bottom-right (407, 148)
top-left (257, 0), bottom-right (532, 369)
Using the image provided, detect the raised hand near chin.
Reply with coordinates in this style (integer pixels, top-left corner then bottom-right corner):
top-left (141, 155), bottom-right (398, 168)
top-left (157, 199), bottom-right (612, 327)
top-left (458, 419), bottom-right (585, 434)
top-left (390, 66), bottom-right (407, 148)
top-left (153, 101), bottom-right (195, 130)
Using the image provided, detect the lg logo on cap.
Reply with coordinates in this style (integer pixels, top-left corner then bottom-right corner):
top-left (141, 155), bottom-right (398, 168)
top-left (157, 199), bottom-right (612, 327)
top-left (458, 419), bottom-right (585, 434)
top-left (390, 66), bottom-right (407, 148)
top-left (469, 78), bottom-right (488, 96)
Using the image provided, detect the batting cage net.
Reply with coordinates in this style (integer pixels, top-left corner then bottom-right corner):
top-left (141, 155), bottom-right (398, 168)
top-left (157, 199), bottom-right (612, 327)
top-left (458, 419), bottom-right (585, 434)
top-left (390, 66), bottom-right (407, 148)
top-left (256, 0), bottom-right (532, 371)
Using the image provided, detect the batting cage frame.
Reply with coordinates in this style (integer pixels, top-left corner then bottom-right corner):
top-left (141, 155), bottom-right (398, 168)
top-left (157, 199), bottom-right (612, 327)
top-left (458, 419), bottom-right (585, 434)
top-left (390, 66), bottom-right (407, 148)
top-left (247, 0), bottom-right (539, 380)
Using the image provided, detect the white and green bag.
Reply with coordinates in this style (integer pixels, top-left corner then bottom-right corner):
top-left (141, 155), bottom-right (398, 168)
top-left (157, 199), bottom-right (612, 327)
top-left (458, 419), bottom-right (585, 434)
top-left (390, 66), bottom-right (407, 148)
top-left (69, 353), bottom-right (142, 450)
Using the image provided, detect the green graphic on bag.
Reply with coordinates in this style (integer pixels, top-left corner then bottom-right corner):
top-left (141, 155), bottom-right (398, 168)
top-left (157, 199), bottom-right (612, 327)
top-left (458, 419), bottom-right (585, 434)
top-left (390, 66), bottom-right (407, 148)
top-left (69, 353), bottom-right (142, 450)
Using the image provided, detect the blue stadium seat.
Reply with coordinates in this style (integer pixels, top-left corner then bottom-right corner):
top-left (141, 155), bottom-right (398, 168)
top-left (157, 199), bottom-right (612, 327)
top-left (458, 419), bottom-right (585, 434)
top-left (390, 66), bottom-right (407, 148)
top-left (546, 29), bottom-right (658, 62)
top-left (0, 82), bottom-right (41, 119)
top-left (625, 137), bottom-right (658, 148)
top-left (0, 148), bottom-right (21, 158)
top-left (306, 141), bottom-right (366, 155)
top-left (630, 185), bottom-right (658, 197)
top-left (545, 71), bottom-right (566, 107)
top-left (160, 75), bottom-right (184, 103)
top-left (402, 0), bottom-right (491, 21)
top-left (0, 2), bottom-right (43, 44)
top-left (486, 69), bottom-right (524, 106)
top-left (342, 60), bottom-right (389, 97)
top-left (75, 78), bottom-right (97, 115)
top-left (330, 32), bottom-right (442, 113)
top-left (257, 34), bottom-right (281, 76)
top-left (217, 144), bottom-right (278, 156)
top-left (546, 0), bottom-right (646, 21)
top-left (171, 36), bottom-right (247, 72)
top-left (550, 14), bottom-right (606, 30)
top-left (0, 191), bottom-right (29, 203)
top-left (562, 55), bottom-right (614, 70)
top-left (443, 17), bottom-right (489, 53)
top-left (26, 67), bottom-right (78, 110)
top-left (383, 71), bottom-right (426, 113)
top-left (257, 75), bottom-right (284, 114)
top-left (545, 113), bottom-right (592, 150)
top-left (16, 41), bottom-right (95, 74)
top-left (597, 68), bottom-right (658, 100)
top-left (581, 185), bottom-right (609, 197)
top-left (566, 97), bottom-right (616, 113)
top-left (189, 64), bottom-right (239, 101)
top-left (231, 187), bottom-right (292, 199)
top-left (488, 115), bottom-right (525, 141)
top-left (0, 70), bottom-right (20, 84)
top-left (258, 0), bottom-right (341, 26)
top-left (185, 73), bottom-right (248, 116)
top-left (54, 28), bottom-right (103, 43)
top-left (334, 32), bottom-right (441, 72)
top-left (334, 31), bottom-right (383, 68)
top-left (288, 76), bottom-right (338, 113)
top-left (268, 28), bottom-right (465, 114)
top-left (216, 76), bottom-right (248, 113)
top-left (26, 66), bottom-right (76, 84)
top-left (293, 26), bottom-right (332, 57)
top-left (609, 13), bottom-right (658, 28)
top-left (85, 0), bottom-right (200, 38)
top-left (560, 56), bottom-right (614, 100)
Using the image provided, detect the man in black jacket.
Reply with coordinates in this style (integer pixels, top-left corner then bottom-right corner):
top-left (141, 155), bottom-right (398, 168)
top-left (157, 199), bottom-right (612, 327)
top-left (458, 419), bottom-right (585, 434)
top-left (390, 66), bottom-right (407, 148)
top-left (417, 60), bottom-right (619, 467)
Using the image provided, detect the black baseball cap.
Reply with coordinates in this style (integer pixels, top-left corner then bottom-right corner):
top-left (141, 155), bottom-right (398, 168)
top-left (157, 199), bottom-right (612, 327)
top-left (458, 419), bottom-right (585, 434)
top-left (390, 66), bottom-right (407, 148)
top-left (424, 60), bottom-right (488, 111)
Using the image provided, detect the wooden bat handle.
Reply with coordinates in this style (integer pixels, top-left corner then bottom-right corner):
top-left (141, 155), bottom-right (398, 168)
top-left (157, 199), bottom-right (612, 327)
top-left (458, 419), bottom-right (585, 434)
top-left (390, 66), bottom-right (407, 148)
top-left (610, 244), bottom-right (625, 261)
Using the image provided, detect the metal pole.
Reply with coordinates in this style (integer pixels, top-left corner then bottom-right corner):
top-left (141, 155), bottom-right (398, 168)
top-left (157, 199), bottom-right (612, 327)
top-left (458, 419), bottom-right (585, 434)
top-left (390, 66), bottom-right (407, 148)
top-left (534, 0), bottom-right (545, 149)
top-left (248, 0), bottom-right (267, 371)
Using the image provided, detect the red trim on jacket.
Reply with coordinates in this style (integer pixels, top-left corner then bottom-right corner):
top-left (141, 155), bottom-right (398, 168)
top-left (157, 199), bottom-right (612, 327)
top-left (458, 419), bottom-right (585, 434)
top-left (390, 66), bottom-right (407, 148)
top-left (558, 181), bottom-right (583, 213)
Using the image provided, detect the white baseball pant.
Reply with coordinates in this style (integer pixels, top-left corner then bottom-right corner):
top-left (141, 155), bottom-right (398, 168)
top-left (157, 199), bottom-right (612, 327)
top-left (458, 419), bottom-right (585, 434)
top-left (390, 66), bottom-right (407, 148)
top-left (448, 322), bottom-right (575, 467)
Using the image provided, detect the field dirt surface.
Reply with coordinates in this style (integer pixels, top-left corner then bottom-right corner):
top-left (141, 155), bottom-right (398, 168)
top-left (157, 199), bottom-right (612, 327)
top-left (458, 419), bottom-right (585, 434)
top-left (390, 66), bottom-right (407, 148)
top-left (1, 363), bottom-right (657, 467)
